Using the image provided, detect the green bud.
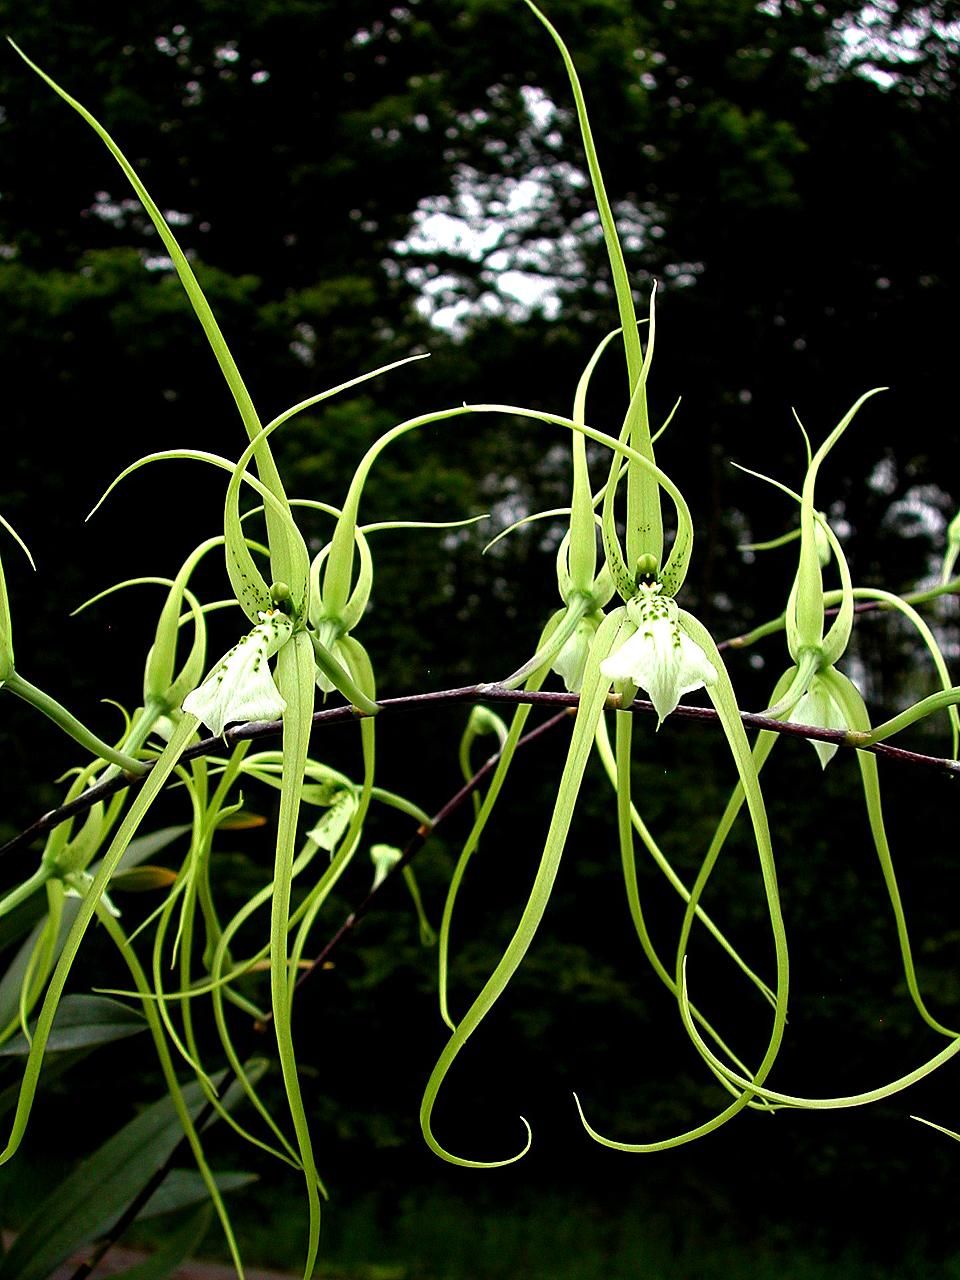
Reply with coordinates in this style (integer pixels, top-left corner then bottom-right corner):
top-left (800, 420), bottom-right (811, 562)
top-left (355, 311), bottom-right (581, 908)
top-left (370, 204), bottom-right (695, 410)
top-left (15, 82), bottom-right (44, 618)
top-left (370, 842), bottom-right (402, 890)
top-left (466, 705), bottom-right (508, 743)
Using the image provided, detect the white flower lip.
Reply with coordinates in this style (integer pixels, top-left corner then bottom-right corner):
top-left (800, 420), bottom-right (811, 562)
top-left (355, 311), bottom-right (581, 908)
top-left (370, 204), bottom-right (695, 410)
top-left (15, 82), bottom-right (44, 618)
top-left (787, 674), bottom-right (847, 769)
top-left (600, 588), bottom-right (717, 724)
top-left (552, 617), bottom-right (598, 694)
top-left (182, 609), bottom-right (294, 737)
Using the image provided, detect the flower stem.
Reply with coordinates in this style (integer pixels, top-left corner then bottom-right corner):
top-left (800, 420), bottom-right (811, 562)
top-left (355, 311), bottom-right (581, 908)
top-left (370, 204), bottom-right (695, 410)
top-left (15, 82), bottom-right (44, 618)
top-left (3, 671), bottom-right (147, 774)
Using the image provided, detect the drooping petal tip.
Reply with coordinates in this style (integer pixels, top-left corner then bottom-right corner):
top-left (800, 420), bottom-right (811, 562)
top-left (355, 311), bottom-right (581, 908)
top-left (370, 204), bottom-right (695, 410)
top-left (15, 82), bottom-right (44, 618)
top-left (787, 674), bottom-right (847, 768)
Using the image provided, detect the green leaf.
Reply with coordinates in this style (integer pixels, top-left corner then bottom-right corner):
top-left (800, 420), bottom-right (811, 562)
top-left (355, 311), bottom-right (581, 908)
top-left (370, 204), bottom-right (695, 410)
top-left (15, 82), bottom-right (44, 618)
top-left (0, 996), bottom-right (146, 1058)
top-left (0, 1049), bottom-right (90, 1123)
top-left (0, 1081), bottom-right (205, 1280)
top-left (134, 1169), bottom-right (257, 1221)
top-left (0, 1069), bottom-right (255, 1280)
top-left (109, 1206), bottom-right (212, 1280)
top-left (113, 826), bottom-right (191, 873)
top-left (108, 866), bottom-right (179, 893)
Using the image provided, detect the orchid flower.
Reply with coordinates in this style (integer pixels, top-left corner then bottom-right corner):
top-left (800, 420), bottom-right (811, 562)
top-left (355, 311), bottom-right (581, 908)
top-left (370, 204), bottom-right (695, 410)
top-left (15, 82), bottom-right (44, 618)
top-left (418, 4), bottom-right (788, 1171)
top-left (599, 578), bottom-right (717, 725)
top-left (687, 396), bottom-right (960, 1103)
top-left (734, 391), bottom-right (893, 756)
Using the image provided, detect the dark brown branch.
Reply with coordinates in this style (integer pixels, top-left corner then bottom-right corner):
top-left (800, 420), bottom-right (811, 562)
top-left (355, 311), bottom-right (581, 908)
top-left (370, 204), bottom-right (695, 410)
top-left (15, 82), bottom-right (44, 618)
top-left (67, 1145), bottom-right (205, 1280)
top-left (3, 684), bottom-right (958, 862)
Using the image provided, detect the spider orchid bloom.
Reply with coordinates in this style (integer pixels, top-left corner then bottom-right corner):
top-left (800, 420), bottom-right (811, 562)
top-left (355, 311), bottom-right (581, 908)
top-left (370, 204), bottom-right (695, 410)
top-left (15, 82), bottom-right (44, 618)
top-left (600, 585), bottom-right (717, 725)
top-left (182, 608), bottom-right (294, 736)
top-left (786, 671), bottom-right (847, 769)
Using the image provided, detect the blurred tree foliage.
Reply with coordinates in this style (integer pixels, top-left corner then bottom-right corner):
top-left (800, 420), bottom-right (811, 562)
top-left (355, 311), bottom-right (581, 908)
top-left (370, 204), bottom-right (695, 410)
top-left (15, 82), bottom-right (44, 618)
top-left (2, 0), bottom-right (960, 1262)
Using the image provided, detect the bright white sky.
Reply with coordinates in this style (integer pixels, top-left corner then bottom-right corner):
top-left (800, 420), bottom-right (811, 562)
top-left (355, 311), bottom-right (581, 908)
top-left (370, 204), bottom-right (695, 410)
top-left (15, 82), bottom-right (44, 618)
top-left (390, 1), bottom-right (960, 335)
top-left (390, 85), bottom-right (584, 335)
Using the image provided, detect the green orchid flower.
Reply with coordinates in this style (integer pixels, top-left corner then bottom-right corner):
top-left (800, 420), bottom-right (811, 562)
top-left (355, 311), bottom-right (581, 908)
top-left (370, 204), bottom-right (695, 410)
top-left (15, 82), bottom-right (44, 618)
top-left (307, 786), bottom-right (359, 853)
top-left (420, 5), bottom-right (787, 1168)
top-left (688, 395), bottom-right (960, 1100)
top-left (599, 579), bottom-right (717, 725)
top-left (306, 523), bottom-right (375, 701)
top-left (496, 327), bottom-right (620, 693)
top-left (735, 390), bottom-right (884, 743)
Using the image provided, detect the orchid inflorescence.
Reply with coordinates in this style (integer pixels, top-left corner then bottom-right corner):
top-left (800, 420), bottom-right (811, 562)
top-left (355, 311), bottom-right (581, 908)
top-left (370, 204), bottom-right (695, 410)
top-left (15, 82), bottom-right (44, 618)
top-left (3, 4), bottom-right (960, 1277)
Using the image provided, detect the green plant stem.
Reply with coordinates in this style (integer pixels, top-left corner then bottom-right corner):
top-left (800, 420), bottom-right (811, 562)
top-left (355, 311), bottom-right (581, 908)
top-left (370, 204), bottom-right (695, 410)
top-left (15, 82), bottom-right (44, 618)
top-left (97, 906), bottom-right (243, 1277)
top-left (2, 671), bottom-right (147, 774)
